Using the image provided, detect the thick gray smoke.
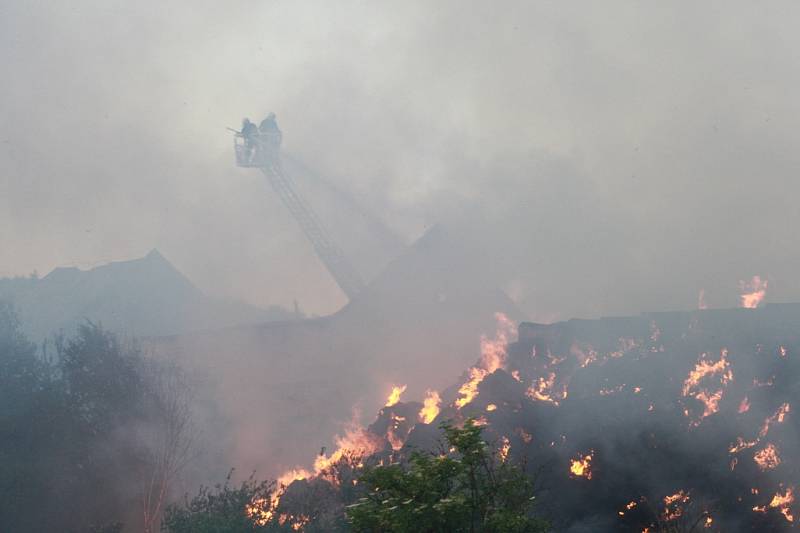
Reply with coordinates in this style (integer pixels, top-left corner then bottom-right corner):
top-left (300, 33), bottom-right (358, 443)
top-left (3, 1), bottom-right (800, 321)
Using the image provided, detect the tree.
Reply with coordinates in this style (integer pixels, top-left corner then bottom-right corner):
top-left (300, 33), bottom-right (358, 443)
top-left (162, 471), bottom-right (282, 533)
top-left (0, 302), bottom-right (60, 531)
top-left (139, 360), bottom-right (196, 533)
top-left (347, 419), bottom-right (548, 533)
top-left (0, 303), bottom-right (194, 532)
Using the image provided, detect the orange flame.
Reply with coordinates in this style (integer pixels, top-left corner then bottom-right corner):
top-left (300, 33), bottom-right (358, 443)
top-left (759, 402), bottom-right (790, 438)
top-left (769, 487), bottom-right (795, 522)
top-left (526, 372), bottom-right (568, 405)
top-left (473, 416), bottom-right (489, 427)
top-left (418, 390), bottom-right (441, 424)
top-left (314, 420), bottom-right (384, 475)
top-left (456, 367), bottom-right (487, 408)
top-left (753, 443), bottom-right (781, 471)
top-left (739, 275), bottom-right (768, 309)
top-left (662, 490), bottom-right (690, 521)
top-left (569, 451), bottom-right (593, 480)
top-left (246, 497), bottom-right (273, 526)
top-left (386, 414), bottom-right (407, 451)
top-left (738, 396), bottom-right (750, 414)
top-left (246, 467), bottom-right (312, 525)
top-left (618, 500), bottom-right (638, 516)
top-left (682, 349), bottom-right (733, 426)
top-left (498, 436), bottom-right (511, 462)
top-left (572, 342), bottom-right (600, 368)
top-left (729, 437), bottom-right (758, 454)
top-left (385, 385), bottom-right (407, 407)
top-left (455, 313), bottom-right (515, 408)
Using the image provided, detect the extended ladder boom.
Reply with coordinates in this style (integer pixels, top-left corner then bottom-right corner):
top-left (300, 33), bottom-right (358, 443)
top-left (260, 156), bottom-right (366, 301)
top-left (233, 124), bottom-right (366, 300)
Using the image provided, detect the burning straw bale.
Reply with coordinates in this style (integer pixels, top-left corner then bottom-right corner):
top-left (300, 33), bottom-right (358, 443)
top-left (267, 305), bottom-right (800, 531)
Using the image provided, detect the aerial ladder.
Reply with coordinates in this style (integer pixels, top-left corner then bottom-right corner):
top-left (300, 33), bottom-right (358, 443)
top-left (233, 120), bottom-right (366, 301)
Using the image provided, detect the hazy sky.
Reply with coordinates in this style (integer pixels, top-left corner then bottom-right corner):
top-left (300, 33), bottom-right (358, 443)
top-left (2, 1), bottom-right (800, 320)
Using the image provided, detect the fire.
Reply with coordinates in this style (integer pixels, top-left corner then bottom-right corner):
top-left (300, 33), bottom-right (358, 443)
top-left (313, 420), bottom-right (384, 475)
top-left (682, 349), bottom-right (733, 426)
top-left (572, 342), bottom-right (600, 368)
top-left (247, 467), bottom-right (312, 526)
top-left (650, 321), bottom-right (661, 342)
top-left (753, 443), bottom-right (781, 471)
top-left (278, 468), bottom-right (311, 487)
top-left (526, 372), bottom-right (567, 405)
top-left (386, 414), bottom-right (407, 451)
top-left (455, 367), bottom-right (488, 408)
top-left (498, 436), bottom-right (511, 462)
top-left (288, 515), bottom-right (310, 530)
top-left (739, 275), bottom-right (768, 309)
top-left (385, 384), bottom-right (407, 407)
top-left (619, 500), bottom-right (638, 516)
top-left (454, 313), bottom-right (515, 408)
top-left (731, 403), bottom-right (791, 458)
top-left (418, 390), bottom-right (441, 424)
top-left (245, 417), bottom-right (383, 525)
top-left (729, 436), bottom-right (758, 454)
top-left (246, 497), bottom-right (273, 526)
top-left (759, 402), bottom-right (790, 438)
top-left (769, 487), bottom-right (795, 522)
top-left (480, 312), bottom-right (516, 373)
top-left (662, 490), bottom-right (690, 521)
top-left (609, 337), bottom-right (639, 358)
top-left (693, 390), bottom-right (724, 420)
top-left (738, 396), bottom-right (750, 414)
top-left (486, 403), bottom-right (497, 412)
top-left (569, 451), bottom-right (593, 480)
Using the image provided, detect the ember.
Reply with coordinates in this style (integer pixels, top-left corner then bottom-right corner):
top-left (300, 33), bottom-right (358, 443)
top-left (753, 443), bottom-right (781, 471)
top-left (569, 451), bottom-right (593, 480)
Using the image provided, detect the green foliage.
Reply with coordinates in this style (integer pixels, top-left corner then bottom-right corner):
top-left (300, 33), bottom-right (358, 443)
top-left (347, 419), bottom-right (548, 533)
top-left (162, 472), bottom-right (279, 533)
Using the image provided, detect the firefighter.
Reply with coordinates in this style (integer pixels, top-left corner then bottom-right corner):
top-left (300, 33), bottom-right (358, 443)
top-left (241, 118), bottom-right (259, 163)
top-left (259, 112), bottom-right (283, 148)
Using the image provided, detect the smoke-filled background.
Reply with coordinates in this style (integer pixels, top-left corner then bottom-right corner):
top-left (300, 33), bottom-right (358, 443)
top-left (5, 3), bottom-right (800, 531)
top-left (3, 1), bottom-right (800, 321)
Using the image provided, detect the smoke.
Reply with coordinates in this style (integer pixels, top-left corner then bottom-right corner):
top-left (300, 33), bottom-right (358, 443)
top-left (6, 4), bottom-right (800, 523)
top-left (2, 1), bottom-right (800, 320)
